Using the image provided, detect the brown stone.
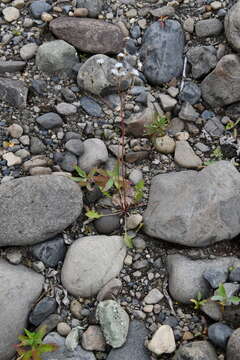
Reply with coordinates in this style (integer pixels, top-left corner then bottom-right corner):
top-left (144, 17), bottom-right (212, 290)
top-left (125, 151), bottom-right (149, 163)
top-left (126, 103), bottom-right (158, 137)
top-left (81, 325), bottom-right (106, 351)
top-left (50, 17), bottom-right (125, 54)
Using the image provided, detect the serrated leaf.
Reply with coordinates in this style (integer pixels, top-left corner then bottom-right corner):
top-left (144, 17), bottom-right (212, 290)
top-left (86, 210), bottom-right (103, 219)
top-left (123, 233), bottom-right (134, 248)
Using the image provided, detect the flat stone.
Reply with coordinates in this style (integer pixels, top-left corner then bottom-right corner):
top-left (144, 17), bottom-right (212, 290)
top-left (201, 300), bottom-right (222, 321)
top-left (201, 55), bottom-right (240, 107)
top-left (107, 320), bottom-right (150, 360)
top-left (82, 326), bottom-right (106, 351)
top-left (204, 117), bottom-right (225, 137)
top-left (0, 175), bottom-right (82, 246)
top-left (80, 96), bottom-right (104, 117)
top-left (144, 288), bottom-right (164, 304)
top-left (148, 325), bottom-right (176, 356)
top-left (31, 235), bottom-right (67, 267)
top-left (140, 20), bottom-right (184, 84)
top-left (144, 161), bottom-right (240, 247)
top-left (159, 93), bottom-right (177, 111)
top-left (30, 167), bottom-right (52, 176)
top-left (179, 102), bottom-right (199, 122)
top-left (50, 17), bottom-right (125, 54)
top-left (173, 341), bottom-right (218, 360)
top-left (56, 103), bottom-right (77, 115)
top-left (174, 140), bottom-right (202, 168)
top-left (0, 60), bottom-right (26, 73)
top-left (3, 152), bottom-right (22, 166)
top-left (167, 255), bottom-right (240, 303)
top-left (61, 236), bottom-right (126, 297)
top-left (29, 296), bottom-right (57, 326)
top-left (36, 112), bottom-right (63, 129)
top-left (195, 19), bottom-right (223, 37)
top-left (42, 332), bottom-right (96, 360)
top-left (96, 300), bottom-right (129, 348)
top-left (0, 77), bottom-right (28, 108)
top-left (0, 260), bottom-right (44, 360)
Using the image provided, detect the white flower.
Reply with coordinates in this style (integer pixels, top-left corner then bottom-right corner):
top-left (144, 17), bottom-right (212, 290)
top-left (115, 62), bottom-right (123, 69)
top-left (96, 58), bottom-right (105, 65)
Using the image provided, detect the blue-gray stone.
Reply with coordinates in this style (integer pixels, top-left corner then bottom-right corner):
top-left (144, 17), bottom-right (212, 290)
top-left (180, 82), bottom-right (201, 104)
top-left (107, 320), bottom-right (150, 360)
top-left (60, 151), bottom-right (78, 172)
top-left (80, 96), bottom-right (104, 118)
top-left (140, 20), bottom-right (184, 84)
top-left (30, 1), bottom-right (52, 19)
top-left (229, 267), bottom-right (240, 283)
top-left (203, 268), bottom-right (228, 289)
top-left (208, 323), bottom-right (233, 349)
top-left (29, 297), bottom-right (57, 326)
top-left (36, 112), bottom-right (63, 129)
top-left (31, 235), bottom-right (67, 267)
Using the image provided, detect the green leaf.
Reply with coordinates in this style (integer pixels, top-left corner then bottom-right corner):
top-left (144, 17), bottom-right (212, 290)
top-left (74, 166), bottom-right (87, 178)
top-left (38, 343), bottom-right (59, 354)
top-left (103, 178), bottom-right (114, 192)
top-left (123, 233), bottom-right (134, 248)
top-left (86, 210), bottom-right (103, 219)
top-left (230, 296), bottom-right (240, 305)
top-left (217, 283), bottom-right (226, 297)
top-left (134, 179), bottom-right (144, 202)
top-left (211, 295), bottom-right (224, 302)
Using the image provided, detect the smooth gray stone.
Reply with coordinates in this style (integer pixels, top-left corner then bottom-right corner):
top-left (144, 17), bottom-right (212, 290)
top-left (0, 61), bottom-right (26, 73)
top-left (0, 77), bottom-right (28, 108)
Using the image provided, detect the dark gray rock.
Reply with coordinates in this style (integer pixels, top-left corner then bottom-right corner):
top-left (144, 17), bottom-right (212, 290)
top-left (50, 17), bottom-right (125, 54)
top-left (30, 136), bottom-right (46, 155)
top-left (173, 341), bottom-right (218, 360)
top-left (179, 81), bottom-right (201, 104)
top-left (61, 88), bottom-right (76, 102)
top-left (31, 79), bottom-right (46, 95)
top-left (36, 112), bottom-right (63, 129)
top-left (167, 255), bottom-right (240, 304)
top-left (65, 132), bottom-right (82, 141)
top-left (0, 260), bottom-right (44, 360)
top-left (94, 212), bottom-right (120, 235)
top-left (42, 332), bottom-right (96, 360)
top-left (201, 300), bottom-right (223, 321)
top-left (31, 235), bottom-right (67, 267)
top-left (195, 19), bottom-right (223, 37)
top-left (227, 328), bottom-right (240, 360)
top-left (36, 40), bottom-right (78, 77)
top-left (0, 175), bottom-right (83, 246)
top-left (208, 323), bottom-right (233, 349)
top-left (201, 54), bottom-right (240, 108)
top-left (36, 314), bottom-right (62, 334)
top-left (60, 151), bottom-right (78, 172)
top-left (80, 96), bottom-right (104, 117)
top-left (140, 20), bottom-right (184, 84)
top-left (0, 77), bottom-right (28, 108)
top-left (65, 139), bottom-right (84, 156)
top-left (225, 1), bottom-right (240, 52)
top-left (30, 0), bottom-right (52, 18)
top-left (223, 307), bottom-right (240, 329)
top-left (204, 117), bottom-right (225, 137)
top-left (229, 267), bottom-right (240, 283)
top-left (29, 297), bottom-right (57, 326)
top-left (76, 0), bottom-right (103, 17)
top-left (0, 60), bottom-right (26, 73)
top-left (107, 320), bottom-right (150, 360)
top-left (187, 46), bottom-right (217, 79)
top-left (203, 268), bottom-right (228, 289)
top-left (144, 161), bottom-right (240, 247)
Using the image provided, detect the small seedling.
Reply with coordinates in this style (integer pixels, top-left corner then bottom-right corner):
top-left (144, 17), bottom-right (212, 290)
top-left (15, 327), bottom-right (58, 360)
top-left (211, 283), bottom-right (240, 306)
top-left (212, 147), bottom-right (223, 160)
top-left (145, 115), bottom-right (169, 138)
top-left (190, 292), bottom-right (207, 310)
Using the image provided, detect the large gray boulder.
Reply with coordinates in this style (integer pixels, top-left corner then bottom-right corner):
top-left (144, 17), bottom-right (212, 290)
top-left (201, 54), bottom-right (240, 107)
top-left (140, 20), bottom-right (184, 84)
top-left (50, 17), bottom-right (125, 54)
top-left (36, 40), bottom-right (78, 76)
top-left (0, 175), bottom-right (83, 246)
top-left (144, 161), bottom-right (240, 247)
top-left (225, 1), bottom-right (240, 52)
top-left (0, 260), bottom-right (44, 360)
top-left (61, 236), bottom-right (126, 297)
top-left (167, 255), bottom-right (240, 304)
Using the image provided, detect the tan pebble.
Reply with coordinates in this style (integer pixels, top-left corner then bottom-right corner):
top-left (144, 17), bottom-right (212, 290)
top-left (74, 8), bottom-right (88, 17)
top-left (70, 299), bottom-right (82, 319)
top-left (175, 131), bottom-right (189, 141)
top-left (41, 12), bottom-right (53, 22)
top-left (57, 322), bottom-right (71, 337)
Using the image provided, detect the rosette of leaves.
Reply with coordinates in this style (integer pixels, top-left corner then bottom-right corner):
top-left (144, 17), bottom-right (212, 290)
top-left (211, 283), bottom-right (240, 307)
top-left (15, 327), bottom-right (58, 360)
